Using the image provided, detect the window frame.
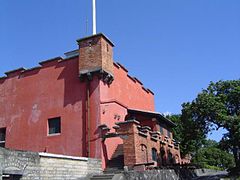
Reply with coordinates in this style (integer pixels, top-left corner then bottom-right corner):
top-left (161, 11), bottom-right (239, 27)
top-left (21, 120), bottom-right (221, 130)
top-left (48, 117), bottom-right (61, 136)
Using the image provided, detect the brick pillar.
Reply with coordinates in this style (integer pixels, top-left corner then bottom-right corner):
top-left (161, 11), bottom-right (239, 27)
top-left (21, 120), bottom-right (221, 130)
top-left (116, 120), bottom-right (140, 167)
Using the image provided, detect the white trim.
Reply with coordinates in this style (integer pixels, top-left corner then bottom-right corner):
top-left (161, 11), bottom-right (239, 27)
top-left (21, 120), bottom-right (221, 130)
top-left (47, 133), bottom-right (61, 137)
top-left (39, 152), bottom-right (88, 161)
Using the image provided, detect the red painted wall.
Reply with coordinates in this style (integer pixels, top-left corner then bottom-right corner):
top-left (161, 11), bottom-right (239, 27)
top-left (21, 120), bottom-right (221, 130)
top-left (100, 63), bottom-right (155, 111)
top-left (0, 55), bottom-right (156, 169)
top-left (99, 63), bottom-right (155, 168)
top-left (0, 57), bottom-right (88, 157)
top-left (100, 102), bottom-right (126, 168)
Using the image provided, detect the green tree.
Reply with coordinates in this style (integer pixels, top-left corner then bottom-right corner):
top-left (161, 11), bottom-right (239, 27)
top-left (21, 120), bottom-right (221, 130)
top-left (168, 114), bottom-right (205, 157)
top-left (181, 80), bottom-right (240, 168)
top-left (192, 140), bottom-right (235, 170)
top-left (202, 139), bottom-right (218, 148)
top-left (169, 115), bottom-right (235, 170)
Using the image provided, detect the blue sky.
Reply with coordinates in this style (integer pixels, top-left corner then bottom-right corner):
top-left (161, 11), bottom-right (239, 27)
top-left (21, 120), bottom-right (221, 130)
top-left (0, 0), bottom-right (239, 141)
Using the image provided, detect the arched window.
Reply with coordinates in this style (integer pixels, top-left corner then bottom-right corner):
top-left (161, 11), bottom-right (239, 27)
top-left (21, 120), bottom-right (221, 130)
top-left (175, 154), bottom-right (180, 164)
top-left (160, 147), bottom-right (166, 166)
top-left (140, 144), bottom-right (147, 151)
top-left (168, 151), bottom-right (173, 164)
top-left (152, 148), bottom-right (157, 161)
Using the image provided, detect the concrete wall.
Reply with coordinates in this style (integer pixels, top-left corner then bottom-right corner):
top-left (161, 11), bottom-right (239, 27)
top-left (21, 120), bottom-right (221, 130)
top-left (0, 148), bottom-right (102, 180)
top-left (194, 168), bottom-right (227, 177)
top-left (118, 170), bottom-right (179, 180)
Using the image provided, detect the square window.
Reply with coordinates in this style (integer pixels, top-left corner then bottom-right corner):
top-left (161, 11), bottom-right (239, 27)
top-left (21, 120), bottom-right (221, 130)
top-left (48, 117), bottom-right (61, 135)
top-left (0, 128), bottom-right (6, 147)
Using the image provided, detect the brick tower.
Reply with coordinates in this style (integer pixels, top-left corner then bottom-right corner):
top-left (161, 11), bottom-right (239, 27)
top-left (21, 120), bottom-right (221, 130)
top-left (77, 33), bottom-right (114, 84)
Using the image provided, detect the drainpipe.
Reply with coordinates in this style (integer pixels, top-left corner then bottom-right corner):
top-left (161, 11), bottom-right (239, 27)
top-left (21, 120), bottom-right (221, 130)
top-left (86, 79), bottom-right (91, 157)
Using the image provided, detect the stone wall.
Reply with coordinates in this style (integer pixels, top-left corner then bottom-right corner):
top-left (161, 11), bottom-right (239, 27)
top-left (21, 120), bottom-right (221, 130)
top-left (0, 147), bottom-right (102, 180)
top-left (113, 170), bottom-right (179, 180)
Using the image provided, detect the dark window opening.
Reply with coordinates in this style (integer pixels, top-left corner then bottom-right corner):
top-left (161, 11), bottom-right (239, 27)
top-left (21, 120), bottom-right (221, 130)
top-left (160, 126), bottom-right (164, 135)
top-left (3, 174), bottom-right (22, 180)
top-left (168, 151), bottom-right (173, 164)
top-left (152, 148), bottom-right (157, 161)
top-left (0, 128), bottom-right (6, 147)
top-left (167, 130), bottom-right (171, 138)
top-left (48, 117), bottom-right (61, 135)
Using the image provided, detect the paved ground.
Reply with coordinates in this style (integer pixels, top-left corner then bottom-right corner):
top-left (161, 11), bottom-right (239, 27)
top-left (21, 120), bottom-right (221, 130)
top-left (192, 171), bottom-right (229, 180)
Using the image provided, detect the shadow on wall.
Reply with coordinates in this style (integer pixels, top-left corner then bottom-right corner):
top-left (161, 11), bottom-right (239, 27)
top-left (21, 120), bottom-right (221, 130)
top-left (101, 139), bottom-right (124, 170)
top-left (57, 59), bottom-right (86, 107)
top-left (107, 144), bottom-right (124, 169)
top-left (57, 58), bottom-right (100, 157)
top-left (57, 59), bottom-right (89, 156)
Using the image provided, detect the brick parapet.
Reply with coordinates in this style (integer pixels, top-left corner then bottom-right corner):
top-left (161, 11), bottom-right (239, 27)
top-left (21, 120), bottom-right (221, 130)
top-left (114, 120), bottom-right (181, 168)
top-left (0, 56), bottom-right (79, 82)
top-left (1, 55), bottom-right (154, 99)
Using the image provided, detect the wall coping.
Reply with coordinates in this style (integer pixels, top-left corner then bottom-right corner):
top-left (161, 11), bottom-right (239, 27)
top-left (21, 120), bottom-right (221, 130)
top-left (116, 120), bottom-right (140, 125)
top-left (39, 152), bottom-right (89, 161)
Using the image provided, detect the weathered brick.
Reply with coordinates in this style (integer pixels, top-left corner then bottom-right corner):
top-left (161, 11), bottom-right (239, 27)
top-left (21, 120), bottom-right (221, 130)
top-left (77, 34), bottom-right (114, 76)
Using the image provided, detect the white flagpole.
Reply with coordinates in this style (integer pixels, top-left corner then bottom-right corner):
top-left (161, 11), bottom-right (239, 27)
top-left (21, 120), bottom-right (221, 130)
top-left (92, 0), bottom-right (97, 35)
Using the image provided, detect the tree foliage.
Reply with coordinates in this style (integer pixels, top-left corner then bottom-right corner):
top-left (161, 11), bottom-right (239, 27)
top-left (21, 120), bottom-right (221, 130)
top-left (169, 115), bottom-right (235, 170)
top-left (192, 140), bottom-right (235, 170)
top-left (168, 114), bottom-right (205, 157)
top-left (181, 80), bottom-right (240, 168)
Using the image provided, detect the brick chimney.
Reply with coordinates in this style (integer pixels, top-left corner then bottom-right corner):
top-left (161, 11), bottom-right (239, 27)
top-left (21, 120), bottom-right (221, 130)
top-left (77, 33), bottom-right (114, 83)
